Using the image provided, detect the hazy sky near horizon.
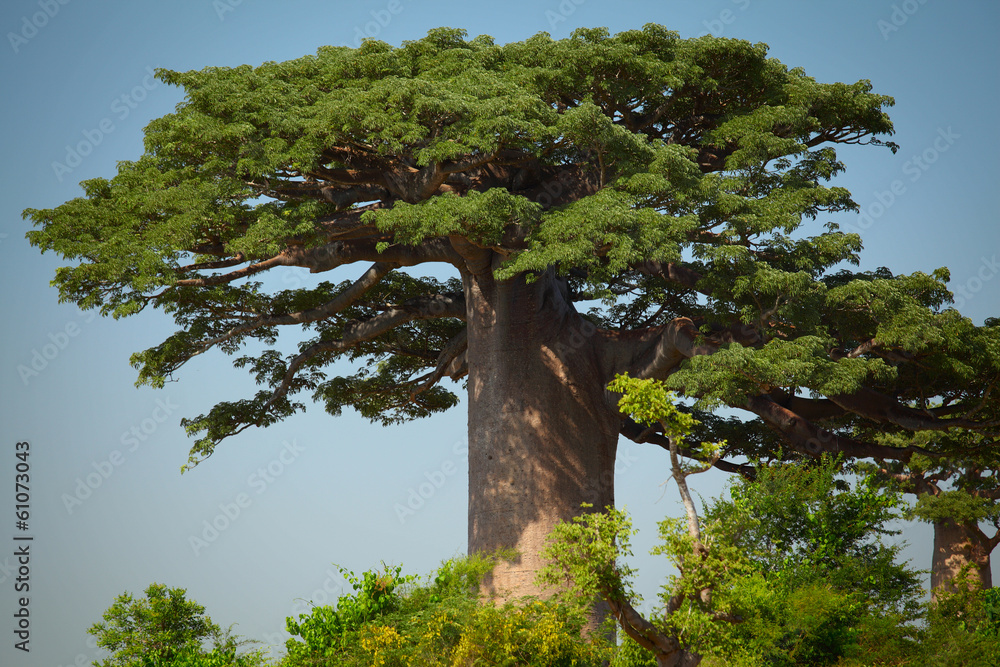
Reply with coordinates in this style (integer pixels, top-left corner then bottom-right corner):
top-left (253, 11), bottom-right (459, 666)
top-left (1, 1), bottom-right (998, 664)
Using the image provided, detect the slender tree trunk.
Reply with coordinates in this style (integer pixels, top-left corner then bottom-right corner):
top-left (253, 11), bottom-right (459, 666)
top-left (464, 264), bottom-right (620, 603)
top-left (931, 519), bottom-right (993, 601)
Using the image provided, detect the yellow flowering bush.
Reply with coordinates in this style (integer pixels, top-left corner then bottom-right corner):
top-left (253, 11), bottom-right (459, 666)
top-left (358, 625), bottom-right (403, 666)
top-left (280, 555), bottom-right (613, 667)
top-left (450, 599), bottom-right (608, 666)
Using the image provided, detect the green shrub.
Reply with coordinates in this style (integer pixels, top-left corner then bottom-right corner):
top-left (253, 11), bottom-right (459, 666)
top-left (280, 554), bottom-right (613, 666)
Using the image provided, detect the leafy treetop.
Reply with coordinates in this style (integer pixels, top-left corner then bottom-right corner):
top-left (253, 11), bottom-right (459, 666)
top-left (24, 25), bottom-right (999, 468)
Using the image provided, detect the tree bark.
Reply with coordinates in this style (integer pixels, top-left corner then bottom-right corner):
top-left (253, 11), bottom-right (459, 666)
top-left (931, 519), bottom-right (993, 601)
top-left (464, 262), bottom-right (620, 603)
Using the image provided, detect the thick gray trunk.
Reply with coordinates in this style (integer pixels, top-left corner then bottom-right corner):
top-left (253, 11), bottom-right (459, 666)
top-left (464, 266), bottom-right (619, 602)
top-left (931, 519), bottom-right (992, 601)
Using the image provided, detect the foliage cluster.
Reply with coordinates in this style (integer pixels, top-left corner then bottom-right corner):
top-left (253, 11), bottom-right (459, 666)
top-left (539, 462), bottom-right (1000, 667)
top-left (534, 374), bottom-right (1000, 666)
top-left (26, 25), bottom-right (999, 477)
top-left (280, 554), bottom-right (608, 666)
top-left (88, 583), bottom-right (268, 667)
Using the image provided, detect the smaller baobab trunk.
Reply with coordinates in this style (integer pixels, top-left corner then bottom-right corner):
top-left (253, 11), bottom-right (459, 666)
top-left (882, 469), bottom-right (1000, 602)
top-left (931, 518), bottom-right (995, 601)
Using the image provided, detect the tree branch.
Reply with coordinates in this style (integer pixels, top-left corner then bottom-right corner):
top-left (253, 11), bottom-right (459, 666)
top-left (603, 592), bottom-right (686, 665)
top-left (175, 237), bottom-right (464, 287)
top-left (192, 262), bottom-right (397, 353)
top-left (633, 260), bottom-right (708, 295)
top-left (743, 394), bottom-right (938, 462)
top-left (619, 417), bottom-right (756, 478)
top-left (175, 254), bottom-right (287, 287)
top-left (409, 327), bottom-right (468, 396)
top-left (768, 390), bottom-right (846, 421)
top-left (615, 317), bottom-right (714, 380)
top-left (262, 292), bottom-right (465, 415)
top-left (606, 317), bottom-right (759, 381)
top-left (827, 388), bottom-right (999, 432)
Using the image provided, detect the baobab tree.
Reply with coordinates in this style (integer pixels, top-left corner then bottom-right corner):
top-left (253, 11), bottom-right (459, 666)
top-left (866, 430), bottom-right (1000, 598)
top-left (25, 25), bottom-right (1000, 601)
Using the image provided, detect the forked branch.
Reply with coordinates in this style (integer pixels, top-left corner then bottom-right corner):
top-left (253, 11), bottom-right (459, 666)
top-left (261, 292), bottom-right (466, 415)
top-left (192, 262), bottom-right (397, 353)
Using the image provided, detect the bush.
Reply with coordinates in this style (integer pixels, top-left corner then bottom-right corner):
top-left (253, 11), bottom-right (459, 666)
top-left (281, 554), bottom-right (612, 666)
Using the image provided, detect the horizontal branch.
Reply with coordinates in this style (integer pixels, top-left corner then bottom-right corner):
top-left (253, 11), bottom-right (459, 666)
top-left (615, 317), bottom-right (713, 380)
top-left (177, 252), bottom-right (246, 272)
top-left (607, 317), bottom-right (760, 382)
top-left (296, 236), bottom-right (465, 273)
top-left (175, 254), bottom-right (286, 287)
top-left (619, 417), bottom-right (756, 478)
top-left (827, 387), bottom-right (999, 432)
top-left (632, 260), bottom-right (708, 295)
top-left (743, 394), bottom-right (937, 462)
top-left (174, 237), bottom-right (464, 287)
top-left (769, 391), bottom-right (846, 422)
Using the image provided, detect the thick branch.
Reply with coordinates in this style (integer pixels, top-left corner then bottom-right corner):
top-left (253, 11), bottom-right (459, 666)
top-left (409, 327), bottom-right (469, 396)
top-left (743, 394), bottom-right (937, 462)
top-left (297, 236), bottom-right (464, 273)
top-left (769, 390), bottom-right (846, 421)
top-left (175, 237), bottom-right (463, 287)
top-left (633, 260), bottom-right (708, 295)
top-left (606, 317), bottom-right (759, 382)
top-left (603, 593), bottom-right (685, 665)
top-left (608, 317), bottom-right (713, 380)
top-left (827, 388), bottom-right (999, 432)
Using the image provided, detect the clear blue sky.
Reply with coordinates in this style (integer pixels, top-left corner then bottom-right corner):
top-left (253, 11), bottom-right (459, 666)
top-left (1, 1), bottom-right (998, 664)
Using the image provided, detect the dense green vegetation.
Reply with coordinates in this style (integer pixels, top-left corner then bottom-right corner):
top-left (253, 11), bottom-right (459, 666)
top-left (89, 462), bottom-right (1000, 666)
top-left (88, 378), bottom-right (999, 665)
